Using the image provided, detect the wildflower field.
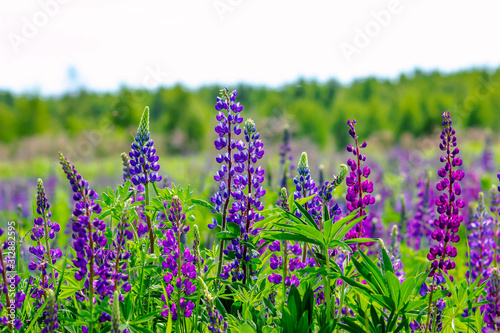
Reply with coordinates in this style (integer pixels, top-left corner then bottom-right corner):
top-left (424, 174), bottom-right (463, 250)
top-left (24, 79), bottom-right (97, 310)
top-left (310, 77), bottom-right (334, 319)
top-left (1, 86), bottom-right (500, 333)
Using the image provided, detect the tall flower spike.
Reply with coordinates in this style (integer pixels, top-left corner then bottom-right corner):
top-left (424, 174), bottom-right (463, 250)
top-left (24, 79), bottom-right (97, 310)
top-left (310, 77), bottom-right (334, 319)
top-left (491, 184), bottom-right (500, 266)
top-left (423, 111), bottom-right (464, 333)
top-left (389, 225), bottom-right (405, 281)
top-left (407, 173), bottom-right (435, 250)
top-left (466, 192), bottom-right (494, 284)
top-left (59, 152), bottom-right (106, 304)
top-left (121, 152), bottom-right (132, 184)
top-left (41, 289), bottom-right (58, 333)
top-left (28, 178), bottom-right (62, 307)
top-left (484, 267), bottom-right (500, 332)
top-left (293, 152), bottom-right (322, 262)
top-left (209, 88), bottom-right (244, 280)
top-left (345, 119), bottom-right (375, 250)
top-left (221, 118), bottom-right (266, 283)
top-left (427, 111), bottom-right (465, 280)
top-left (128, 106), bottom-right (161, 253)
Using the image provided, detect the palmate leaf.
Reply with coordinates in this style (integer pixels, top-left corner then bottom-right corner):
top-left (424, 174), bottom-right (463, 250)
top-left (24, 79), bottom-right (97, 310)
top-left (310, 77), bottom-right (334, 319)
top-left (293, 200), bottom-right (319, 230)
top-left (273, 222), bottom-right (324, 245)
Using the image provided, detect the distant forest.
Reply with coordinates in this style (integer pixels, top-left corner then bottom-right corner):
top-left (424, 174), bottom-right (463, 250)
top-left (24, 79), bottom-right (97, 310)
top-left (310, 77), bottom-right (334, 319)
top-left (1, 68), bottom-right (499, 152)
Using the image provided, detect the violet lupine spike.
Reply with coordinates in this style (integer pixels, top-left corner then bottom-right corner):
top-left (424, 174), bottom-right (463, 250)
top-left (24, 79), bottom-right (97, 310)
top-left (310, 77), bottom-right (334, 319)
top-left (209, 87), bottom-right (244, 229)
top-left (466, 192), bottom-right (494, 284)
top-left (427, 111), bottom-right (465, 281)
top-left (389, 225), bottom-right (405, 281)
top-left (345, 119), bottom-right (375, 250)
top-left (28, 179), bottom-right (62, 307)
top-left (41, 289), bottom-right (58, 333)
top-left (491, 184), bottom-right (500, 266)
top-left (59, 152), bottom-right (106, 302)
top-left (318, 164), bottom-right (346, 223)
top-left (202, 286), bottom-right (228, 333)
top-left (484, 267), bottom-right (500, 332)
top-left (407, 174), bottom-right (435, 250)
top-left (293, 152), bottom-right (322, 222)
top-left (160, 196), bottom-right (197, 322)
top-left (128, 107), bottom-right (162, 185)
top-left (209, 88), bottom-right (244, 281)
top-left (128, 107), bottom-right (161, 253)
top-left (121, 152), bottom-right (132, 184)
top-left (221, 118), bottom-right (266, 283)
top-left (482, 135), bottom-right (495, 173)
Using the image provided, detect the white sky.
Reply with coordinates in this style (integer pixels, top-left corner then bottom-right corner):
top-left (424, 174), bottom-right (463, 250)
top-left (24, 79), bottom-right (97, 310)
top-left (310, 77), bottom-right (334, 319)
top-left (1, 0), bottom-right (499, 95)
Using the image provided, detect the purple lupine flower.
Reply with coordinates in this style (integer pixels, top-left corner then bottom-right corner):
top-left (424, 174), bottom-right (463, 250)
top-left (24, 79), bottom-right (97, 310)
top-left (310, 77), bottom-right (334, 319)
top-left (293, 152), bottom-right (322, 263)
top-left (28, 179), bottom-right (62, 307)
top-left (388, 225), bottom-right (405, 281)
top-left (268, 188), bottom-right (304, 288)
top-left (210, 87), bottom-right (244, 228)
top-left (318, 164), bottom-right (346, 224)
top-left (427, 111), bottom-right (465, 281)
top-left (121, 152), bottom-right (132, 184)
top-left (491, 183), bottom-right (500, 267)
top-left (128, 107), bottom-right (161, 253)
top-left (209, 88), bottom-right (244, 279)
top-left (221, 119), bottom-right (266, 282)
top-left (203, 288), bottom-right (228, 333)
top-left (59, 152), bottom-right (106, 302)
top-left (407, 174), bottom-right (435, 250)
top-left (484, 267), bottom-right (500, 332)
top-left (466, 192), bottom-right (494, 284)
top-left (159, 196), bottom-right (197, 321)
top-left (482, 135), bottom-right (495, 173)
top-left (345, 119), bottom-right (375, 250)
top-left (128, 107), bottom-right (162, 186)
top-left (41, 289), bottom-right (58, 333)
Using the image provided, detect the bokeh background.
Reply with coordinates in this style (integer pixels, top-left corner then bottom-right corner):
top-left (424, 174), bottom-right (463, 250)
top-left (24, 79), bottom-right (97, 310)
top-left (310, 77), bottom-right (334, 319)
top-left (1, 0), bottom-right (500, 278)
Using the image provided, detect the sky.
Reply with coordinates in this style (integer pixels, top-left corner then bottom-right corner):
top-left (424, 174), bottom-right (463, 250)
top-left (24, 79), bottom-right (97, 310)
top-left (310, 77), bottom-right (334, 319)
top-left (1, 0), bottom-right (500, 95)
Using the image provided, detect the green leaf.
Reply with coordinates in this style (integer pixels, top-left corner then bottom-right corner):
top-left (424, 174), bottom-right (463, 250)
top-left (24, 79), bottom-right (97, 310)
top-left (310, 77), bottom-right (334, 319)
top-left (293, 200), bottom-right (319, 230)
top-left (190, 198), bottom-right (216, 211)
top-left (216, 231), bottom-right (238, 240)
top-left (227, 222), bottom-right (241, 236)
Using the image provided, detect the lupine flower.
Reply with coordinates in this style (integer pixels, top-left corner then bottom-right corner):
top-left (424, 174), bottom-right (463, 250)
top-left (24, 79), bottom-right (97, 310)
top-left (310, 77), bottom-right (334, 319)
top-left (389, 225), bottom-right (405, 281)
top-left (268, 188), bottom-right (304, 288)
top-left (427, 111), bottom-right (465, 281)
top-left (121, 152), bottom-right (132, 184)
top-left (407, 174), bottom-right (435, 250)
top-left (128, 107), bottom-right (161, 253)
top-left (202, 285), bottom-right (228, 333)
top-left (491, 183), bottom-right (500, 266)
top-left (28, 179), bottom-right (62, 307)
top-left (484, 267), bottom-right (500, 332)
top-left (221, 119), bottom-right (266, 282)
top-left (345, 119), bottom-right (375, 249)
top-left (278, 124), bottom-right (292, 203)
top-left (466, 192), bottom-right (494, 284)
top-left (209, 88), bottom-right (244, 279)
top-left (41, 289), bottom-right (58, 333)
top-left (210, 87), bottom-right (244, 228)
top-left (481, 135), bottom-right (495, 173)
top-left (59, 152), bottom-right (106, 301)
top-left (318, 164), bottom-right (347, 224)
top-left (159, 196), bottom-right (197, 321)
top-left (420, 112), bottom-right (464, 332)
top-left (128, 107), bottom-right (162, 186)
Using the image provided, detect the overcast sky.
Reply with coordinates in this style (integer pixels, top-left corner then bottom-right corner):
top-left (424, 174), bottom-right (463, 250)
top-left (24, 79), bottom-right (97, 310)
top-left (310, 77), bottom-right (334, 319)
top-left (1, 0), bottom-right (499, 95)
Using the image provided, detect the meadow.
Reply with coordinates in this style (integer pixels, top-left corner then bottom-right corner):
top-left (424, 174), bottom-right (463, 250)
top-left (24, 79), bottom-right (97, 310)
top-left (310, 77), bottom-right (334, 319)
top-left (0, 82), bottom-right (500, 333)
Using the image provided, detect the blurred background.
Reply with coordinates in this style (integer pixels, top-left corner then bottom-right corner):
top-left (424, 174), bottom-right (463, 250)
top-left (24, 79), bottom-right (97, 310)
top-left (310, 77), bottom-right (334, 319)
top-left (1, 1), bottom-right (500, 273)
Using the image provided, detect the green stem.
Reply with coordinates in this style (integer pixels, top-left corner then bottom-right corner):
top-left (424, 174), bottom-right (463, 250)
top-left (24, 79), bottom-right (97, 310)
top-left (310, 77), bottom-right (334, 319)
top-left (145, 182), bottom-right (155, 254)
top-left (282, 240), bottom-right (288, 315)
top-left (324, 246), bottom-right (332, 319)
